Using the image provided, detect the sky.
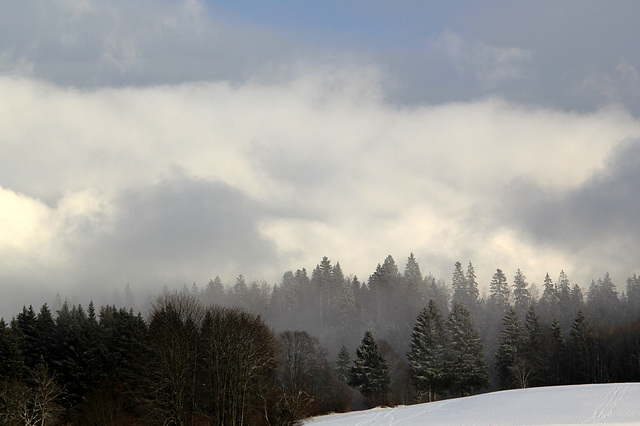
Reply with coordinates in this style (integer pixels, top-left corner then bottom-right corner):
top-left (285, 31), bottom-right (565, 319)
top-left (2, 0), bottom-right (640, 315)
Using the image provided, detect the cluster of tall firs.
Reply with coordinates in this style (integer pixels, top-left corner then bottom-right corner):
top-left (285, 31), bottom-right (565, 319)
top-left (2, 255), bottom-right (640, 424)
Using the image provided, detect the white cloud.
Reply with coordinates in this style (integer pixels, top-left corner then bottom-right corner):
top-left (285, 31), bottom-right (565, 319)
top-left (1, 69), bottom-right (639, 297)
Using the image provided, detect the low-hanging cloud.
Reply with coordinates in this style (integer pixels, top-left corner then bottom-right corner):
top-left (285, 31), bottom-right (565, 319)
top-left (2, 60), bottom-right (640, 317)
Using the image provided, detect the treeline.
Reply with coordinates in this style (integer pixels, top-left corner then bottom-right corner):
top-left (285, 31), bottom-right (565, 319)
top-left (2, 254), bottom-right (640, 424)
top-left (0, 294), bottom-right (350, 424)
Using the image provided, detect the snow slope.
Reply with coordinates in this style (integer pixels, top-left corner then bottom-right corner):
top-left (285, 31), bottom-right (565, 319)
top-left (304, 383), bottom-right (640, 425)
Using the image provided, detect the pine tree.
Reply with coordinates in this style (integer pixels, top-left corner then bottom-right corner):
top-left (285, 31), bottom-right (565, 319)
top-left (349, 331), bottom-right (391, 406)
top-left (512, 269), bottom-right (530, 315)
top-left (335, 345), bottom-right (351, 383)
top-left (447, 303), bottom-right (489, 396)
top-left (204, 276), bottom-right (225, 305)
top-left (407, 300), bottom-right (448, 401)
top-left (547, 316), bottom-right (566, 385)
top-left (495, 308), bottom-right (528, 388)
top-left (489, 269), bottom-right (510, 312)
top-left (569, 310), bottom-right (593, 383)
top-left (465, 262), bottom-right (479, 312)
top-left (451, 262), bottom-right (467, 307)
top-left (0, 319), bottom-right (23, 379)
top-left (404, 253), bottom-right (423, 290)
top-left (523, 306), bottom-right (545, 386)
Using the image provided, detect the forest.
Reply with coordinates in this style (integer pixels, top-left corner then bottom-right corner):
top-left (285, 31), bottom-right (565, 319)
top-left (1, 254), bottom-right (640, 425)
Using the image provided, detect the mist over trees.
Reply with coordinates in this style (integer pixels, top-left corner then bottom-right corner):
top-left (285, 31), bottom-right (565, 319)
top-left (1, 254), bottom-right (640, 424)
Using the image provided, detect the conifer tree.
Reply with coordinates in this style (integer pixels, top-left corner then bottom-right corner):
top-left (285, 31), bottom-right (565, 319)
top-left (512, 269), bottom-right (530, 315)
top-left (489, 269), bottom-right (510, 312)
top-left (404, 253), bottom-right (423, 290)
top-left (0, 319), bottom-right (23, 379)
top-left (335, 345), bottom-right (351, 383)
top-left (447, 303), bottom-right (489, 396)
top-left (547, 316), bottom-right (566, 385)
top-left (407, 299), bottom-right (448, 401)
top-left (495, 308), bottom-right (528, 388)
top-left (524, 306), bottom-right (545, 385)
top-left (451, 262), bottom-right (467, 307)
top-left (465, 262), bottom-right (480, 312)
top-left (349, 331), bottom-right (390, 406)
top-left (569, 310), bottom-right (594, 383)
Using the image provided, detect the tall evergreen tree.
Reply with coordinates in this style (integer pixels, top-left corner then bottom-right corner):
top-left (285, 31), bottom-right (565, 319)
top-left (512, 269), bottom-right (530, 315)
top-left (495, 308), bottom-right (528, 389)
top-left (447, 303), bottom-right (489, 396)
top-left (451, 262), bottom-right (467, 307)
top-left (335, 345), bottom-right (351, 383)
top-left (569, 310), bottom-right (594, 383)
top-left (407, 300), bottom-right (448, 401)
top-left (404, 253), bottom-right (423, 291)
top-left (349, 331), bottom-right (391, 407)
top-left (546, 316), bottom-right (566, 385)
top-left (489, 269), bottom-right (510, 312)
top-left (465, 262), bottom-right (480, 312)
top-left (0, 319), bottom-right (23, 379)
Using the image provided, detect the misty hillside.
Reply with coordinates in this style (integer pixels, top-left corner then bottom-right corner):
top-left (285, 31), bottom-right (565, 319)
top-left (305, 383), bottom-right (640, 425)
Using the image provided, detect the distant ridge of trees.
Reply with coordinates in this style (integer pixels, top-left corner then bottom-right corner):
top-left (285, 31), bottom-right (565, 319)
top-left (2, 255), bottom-right (640, 424)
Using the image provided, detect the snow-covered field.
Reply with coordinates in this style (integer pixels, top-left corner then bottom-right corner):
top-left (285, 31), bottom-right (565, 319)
top-left (304, 383), bottom-right (640, 425)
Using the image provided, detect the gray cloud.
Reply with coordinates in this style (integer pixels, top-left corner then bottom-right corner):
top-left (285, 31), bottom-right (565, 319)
top-left (3, 0), bottom-right (640, 317)
top-left (499, 139), bottom-right (640, 283)
top-left (78, 175), bottom-right (278, 283)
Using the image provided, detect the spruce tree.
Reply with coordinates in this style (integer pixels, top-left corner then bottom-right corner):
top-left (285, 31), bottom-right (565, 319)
top-left (407, 299), bottom-right (448, 401)
top-left (349, 331), bottom-right (391, 406)
top-left (451, 262), bottom-right (467, 307)
top-left (495, 308), bottom-right (528, 388)
top-left (569, 310), bottom-right (593, 383)
top-left (547, 316), bottom-right (566, 385)
top-left (512, 269), bottom-right (530, 315)
top-left (335, 345), bottom-right (351, 383)
top-left (489, 269), bottom-right (510, 312)
top-left (465, 262), bottom-right (479, 312)
top-left (447, 303), bottom-right (489, 396)
top-left (0, 319), bottom-right (23, 379)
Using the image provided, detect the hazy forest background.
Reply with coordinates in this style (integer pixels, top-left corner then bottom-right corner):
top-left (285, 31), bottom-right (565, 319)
top-left (2, 253), bottom-right (640, 424)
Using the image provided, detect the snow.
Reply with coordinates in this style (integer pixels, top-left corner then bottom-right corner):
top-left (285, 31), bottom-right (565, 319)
top-left (304, 383), bottom-right (640, 425)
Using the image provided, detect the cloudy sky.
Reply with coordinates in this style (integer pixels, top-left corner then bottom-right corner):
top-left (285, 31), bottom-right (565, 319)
top-left (2, 0), bottom-right (640, 315)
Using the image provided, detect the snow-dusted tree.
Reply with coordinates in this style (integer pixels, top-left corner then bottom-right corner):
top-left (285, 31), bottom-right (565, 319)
top-left (407, 299), bottom-right (448, 401)
top-left (349, 331), bottom-right (390, 407)
top-left (447, 303), bottom-right (489, 396)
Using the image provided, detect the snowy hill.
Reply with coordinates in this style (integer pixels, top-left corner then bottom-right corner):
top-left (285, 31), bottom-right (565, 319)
top-left (304, 383), bottom-right (640, 425)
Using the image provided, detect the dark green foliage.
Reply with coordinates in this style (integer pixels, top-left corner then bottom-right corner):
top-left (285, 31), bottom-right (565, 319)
top-left (349, 331), bottom-right (391, 406)
top-left (335, 345), bottom-right (351, 383)
top-left (569, 310), bottom-right (595, 383)
top-left (407, 299), bottom-right (448, 401)
top-left (447, 303), bottom-right (489, 396)
top-left (0, 319), bottom-right (23, 379)
top-left (512, 269), bottom-right (530, 315)
top-left (489, 269), bottom-right (510, 312)
top-left (495, 308), bottom-right (528, 388)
